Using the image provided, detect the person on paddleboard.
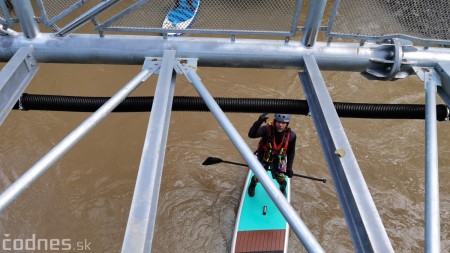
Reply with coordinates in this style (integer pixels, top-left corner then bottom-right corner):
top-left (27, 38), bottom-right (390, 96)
top-left (247, 113), bottom-right (296, 197)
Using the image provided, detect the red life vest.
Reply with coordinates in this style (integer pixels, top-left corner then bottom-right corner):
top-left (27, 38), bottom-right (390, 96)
top-left (257, 122), bottom-right (291, 165)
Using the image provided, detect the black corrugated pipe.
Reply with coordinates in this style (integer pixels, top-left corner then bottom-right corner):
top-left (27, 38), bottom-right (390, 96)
top-left (13, 93), bottom-right (449, 121)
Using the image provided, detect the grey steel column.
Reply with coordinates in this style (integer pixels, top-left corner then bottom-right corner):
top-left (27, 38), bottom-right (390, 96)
top-left (122, 50), bottom-right (176, 253)
top-left (0, 65), bottom-right (158, 213)
top-left (424, 69), bottom-right (440, 253)
top-left (301, 0), bottom-right (327, 47)
top-left (180, 64), bottom-right (324, 253)
top-left (11, 0), bottom-right (40, 39)
top-left (299, 55), bottom-right (393, 253)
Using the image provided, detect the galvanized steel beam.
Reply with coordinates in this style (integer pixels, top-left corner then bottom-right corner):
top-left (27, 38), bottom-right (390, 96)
top-left (121, 50), bottom-right (176, 253)
top-left (0, 46), bottom-right (38, 125)
top-left (299, 55), bottom-right (393, 253)
top-left (1, 34), bottom-right (450, 72)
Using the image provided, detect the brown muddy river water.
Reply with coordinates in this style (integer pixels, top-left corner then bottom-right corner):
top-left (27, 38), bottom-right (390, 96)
top-left (1, 1), bottom-right (450, 253)
top-left (1, 64), bottom-right (450, 252)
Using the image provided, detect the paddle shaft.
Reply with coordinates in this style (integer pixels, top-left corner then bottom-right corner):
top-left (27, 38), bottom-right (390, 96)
top-left (222, 160), bottom-right (248, 167)
top-left (292, 173), bottom-right (326, 183)
top-left (221, 160), bottom-right (326, 183)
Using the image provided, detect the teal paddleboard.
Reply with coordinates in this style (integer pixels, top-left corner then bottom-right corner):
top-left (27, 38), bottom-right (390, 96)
top-left (231, 170), bottom-right (290, 253)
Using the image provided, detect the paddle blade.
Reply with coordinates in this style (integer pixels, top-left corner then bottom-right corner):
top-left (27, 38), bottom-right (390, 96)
top-left (202, 157), bottom-right (223, 165)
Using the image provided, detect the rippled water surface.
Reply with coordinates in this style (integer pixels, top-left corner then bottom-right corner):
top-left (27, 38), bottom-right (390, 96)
top-left (1, 1), bottom-right (450, 252)
top-left (1, 63), bottom-right (450, 252)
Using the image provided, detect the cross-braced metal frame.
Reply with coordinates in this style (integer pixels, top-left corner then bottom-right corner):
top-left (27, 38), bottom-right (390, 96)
top-left (1, 1), bottom-right (450, 252)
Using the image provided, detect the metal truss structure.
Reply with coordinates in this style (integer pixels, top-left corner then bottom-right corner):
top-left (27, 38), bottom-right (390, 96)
top-left (0, 1), bottom-right (449, 252)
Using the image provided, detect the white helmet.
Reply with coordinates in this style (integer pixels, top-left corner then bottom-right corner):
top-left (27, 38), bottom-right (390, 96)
top-left (274, 114), bottom-right (291, 123)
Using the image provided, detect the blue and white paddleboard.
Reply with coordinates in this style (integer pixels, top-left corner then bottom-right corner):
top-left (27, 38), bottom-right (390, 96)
top-left (162, 0), bottom-right (200, 36)
top-left (231, 170), bottom-right (290, 253)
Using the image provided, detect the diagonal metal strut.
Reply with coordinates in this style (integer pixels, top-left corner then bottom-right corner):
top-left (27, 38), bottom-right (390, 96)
top-left (299, 54), bottom-right (393, 253)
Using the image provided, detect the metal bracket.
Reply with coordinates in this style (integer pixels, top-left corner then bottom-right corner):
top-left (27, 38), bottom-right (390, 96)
top-left (174, 58), bottom-right (198, 75)
top-left (412, 67), bottom-right (441, 87)
top-left (365, 38), bottom-right (414, 80)
top-left (0, 46), bottom-right (39, 125)
top-left (141, 57), bottom-right (198, 82)
top-left (174, 58), bottom-right (198, 84)
top-left (142, 57), bottom-right (162, 80)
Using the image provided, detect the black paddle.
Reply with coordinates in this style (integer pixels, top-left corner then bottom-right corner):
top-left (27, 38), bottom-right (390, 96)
top-left (202, 157), bottom-right (326, 183)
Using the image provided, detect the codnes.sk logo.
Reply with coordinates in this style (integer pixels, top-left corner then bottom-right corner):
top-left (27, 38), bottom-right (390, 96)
top-left (2, 234), bottom-right (92, 251)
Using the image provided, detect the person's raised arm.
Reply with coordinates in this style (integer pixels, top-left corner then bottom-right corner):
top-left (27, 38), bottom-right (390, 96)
top-left (248, 113), bottom-right (268, 138)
